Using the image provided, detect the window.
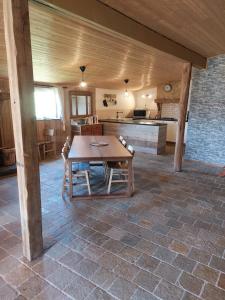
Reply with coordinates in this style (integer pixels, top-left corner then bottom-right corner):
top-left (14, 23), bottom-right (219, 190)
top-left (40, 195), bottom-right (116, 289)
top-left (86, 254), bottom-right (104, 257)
top-left (34, 87), bottom-right (62, 119)
top-left (70, 91), bottom-right (92, 118)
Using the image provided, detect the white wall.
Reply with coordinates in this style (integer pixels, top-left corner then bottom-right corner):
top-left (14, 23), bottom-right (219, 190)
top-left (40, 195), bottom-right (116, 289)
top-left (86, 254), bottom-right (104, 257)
top-left (95, 88), bottom-right (135, 119)
top-left (133, 87), bottom-right (157, 118)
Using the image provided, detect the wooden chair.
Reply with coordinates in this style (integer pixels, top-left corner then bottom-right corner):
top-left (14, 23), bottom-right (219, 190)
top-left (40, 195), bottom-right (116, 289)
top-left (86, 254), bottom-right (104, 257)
top-left (38, 128), bottom-right (56, 160)
top-left (61, 146), bottom-right (91, 198)
top-left (118, 135), bottom-right (124, 143)
top-left (107, 144), bottom-right (135, 194)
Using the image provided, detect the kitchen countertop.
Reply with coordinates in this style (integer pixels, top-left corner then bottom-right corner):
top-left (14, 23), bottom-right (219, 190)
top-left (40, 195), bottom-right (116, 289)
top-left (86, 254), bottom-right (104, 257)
top-left (99, 118), bottom-right (167, 126)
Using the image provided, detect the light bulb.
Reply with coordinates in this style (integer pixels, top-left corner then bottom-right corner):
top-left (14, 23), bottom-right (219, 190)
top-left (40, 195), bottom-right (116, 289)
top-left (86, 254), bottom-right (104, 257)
top-left (125, 91), bottom-right (129, 97)
top-left (141, 94), bottom-right (145, 98)
top-left (80, 80), bottom-right (87, 88)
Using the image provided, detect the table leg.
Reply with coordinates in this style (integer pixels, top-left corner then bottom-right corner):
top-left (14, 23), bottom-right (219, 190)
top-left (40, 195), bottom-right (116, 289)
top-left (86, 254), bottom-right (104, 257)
top-left (69, 160), bottom-right (73, 200)
top-left (127, 158), bottom-right (133, 196)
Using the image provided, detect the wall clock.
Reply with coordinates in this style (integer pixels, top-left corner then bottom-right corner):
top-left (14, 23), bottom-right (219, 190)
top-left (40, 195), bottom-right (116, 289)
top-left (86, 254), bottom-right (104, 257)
top-left (164, 84), bottom-right (172, 92)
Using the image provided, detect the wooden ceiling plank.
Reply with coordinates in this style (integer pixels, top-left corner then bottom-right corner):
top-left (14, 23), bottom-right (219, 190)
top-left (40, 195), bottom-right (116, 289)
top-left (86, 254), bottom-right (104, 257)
top-left (34, 0), bottom-right (206, 68)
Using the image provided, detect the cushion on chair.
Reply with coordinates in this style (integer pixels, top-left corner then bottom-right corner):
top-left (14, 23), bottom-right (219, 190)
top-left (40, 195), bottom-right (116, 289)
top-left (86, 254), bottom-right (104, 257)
top-left (72, 162), bottom-right (90, 172)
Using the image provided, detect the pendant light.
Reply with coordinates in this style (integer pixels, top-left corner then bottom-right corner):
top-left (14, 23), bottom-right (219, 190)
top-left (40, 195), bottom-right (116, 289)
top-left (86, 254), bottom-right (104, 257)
top-left (79, 66), bottom-right (87, 87)
top-left (124, 79), bottom-right (129, 96)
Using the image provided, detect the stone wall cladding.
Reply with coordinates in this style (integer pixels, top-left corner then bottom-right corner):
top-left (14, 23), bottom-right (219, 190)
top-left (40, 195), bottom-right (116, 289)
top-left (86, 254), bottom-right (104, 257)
top-left (185, 55), bottom-right (225, 165)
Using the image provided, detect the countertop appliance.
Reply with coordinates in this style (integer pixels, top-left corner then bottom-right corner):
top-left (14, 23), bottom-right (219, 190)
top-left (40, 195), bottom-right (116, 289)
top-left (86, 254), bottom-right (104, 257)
top-left (133, 109), bottom-right (147, 119)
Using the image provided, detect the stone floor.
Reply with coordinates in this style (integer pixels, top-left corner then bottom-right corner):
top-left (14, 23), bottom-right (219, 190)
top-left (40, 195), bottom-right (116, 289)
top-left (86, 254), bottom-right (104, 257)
top-left (1, 152), bottom-right (225, 300)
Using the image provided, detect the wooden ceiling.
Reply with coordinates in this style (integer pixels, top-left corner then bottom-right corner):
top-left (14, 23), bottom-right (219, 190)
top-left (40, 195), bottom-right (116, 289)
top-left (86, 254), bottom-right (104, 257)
top-left (0, 1), bottom-right (184, 90)
top-left (100, 0), bottom-right (225, 58)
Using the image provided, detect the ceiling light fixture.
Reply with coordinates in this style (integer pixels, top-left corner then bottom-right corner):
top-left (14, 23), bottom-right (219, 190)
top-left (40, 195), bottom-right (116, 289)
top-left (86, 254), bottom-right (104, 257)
top-left (79, 65), bottom-right (87, 88)
top-left (124, 79), bottom-right (129, 96)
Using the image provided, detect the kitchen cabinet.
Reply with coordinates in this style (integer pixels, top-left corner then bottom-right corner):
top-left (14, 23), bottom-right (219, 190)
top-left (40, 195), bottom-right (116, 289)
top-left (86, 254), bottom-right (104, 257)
top-left (71, 124), bottom-right (103, 138)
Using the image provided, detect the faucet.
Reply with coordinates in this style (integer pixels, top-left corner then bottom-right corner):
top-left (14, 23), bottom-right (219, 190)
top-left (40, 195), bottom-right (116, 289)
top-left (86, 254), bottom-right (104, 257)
top-left (116, 111), bottom-right (123, 119)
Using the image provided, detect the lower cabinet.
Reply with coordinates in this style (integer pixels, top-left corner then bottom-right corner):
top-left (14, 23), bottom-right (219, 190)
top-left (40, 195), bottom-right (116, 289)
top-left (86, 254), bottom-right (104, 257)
top-left (71, 124), bottom-right (103, 137)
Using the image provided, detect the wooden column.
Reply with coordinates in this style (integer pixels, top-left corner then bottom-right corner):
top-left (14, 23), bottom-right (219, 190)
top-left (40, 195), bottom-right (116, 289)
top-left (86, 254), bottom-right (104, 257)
top-left (174, 63), bottom-right (192, 172)
top-left (3, 0), bottom-right (43, 260)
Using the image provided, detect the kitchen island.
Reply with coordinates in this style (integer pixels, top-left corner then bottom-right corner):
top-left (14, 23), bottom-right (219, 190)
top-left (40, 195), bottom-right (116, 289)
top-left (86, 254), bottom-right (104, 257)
top-left (100, 118), bottom-right (167, 154)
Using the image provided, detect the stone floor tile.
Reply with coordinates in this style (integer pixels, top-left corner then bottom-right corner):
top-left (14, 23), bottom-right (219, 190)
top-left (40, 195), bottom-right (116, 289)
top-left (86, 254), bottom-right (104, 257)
top-left (105, 227), bottom-right (127, 240)
top-left (135, 239), bottom-right (158, 256)
top-left (113, 260), bottom-right (140, 281)
top-left (108, 277), bottom-right (137, 300)
top-left (14, 295), bottom-right (27, 300)
top-left (59, 250), bottom-right (83, 270)
top-left (63, 276), bottom-right (96, 300)
top-left (193, 263), bottom-right (219, 284)
top-left (45, 243), bottom-right (70, 260)
top-left (179, 215), bottom-right (196, 225)
top-left (0, 255), bottom-right (20, 276)
top-left (0, 248), bottom-right (9, 262)
top-left (72, 258), bottom-right (99, 279)
top-left (153, 246), bottom-right (176, 263)
top-left (0, 277), bottom-right (5, 288)
top-left (102, 239), bottom-right (125, 253)
top-left (47, 265), bottom-right (78, 290)
top-left (201, 283), bottom-right (225, 300)
top-left (33, 285), bottom-right (70, 300)
top-left (188, 247), bottom-right (211, 264)
top-left (18, 275), bottom-right (49, 299)
top-left (151, 224), bottom-right (170, 235)
top-left (97, 252), bottom-right (122, 269)
top-left (133, 270), bottom-right (160, 292)
top-left (91, 221), bottom-right (112, 234)
top-left (0, 229), bottom-right (12, 241)
top-left (82, 243), bottom-right (106, 261)
top-left (169, 240), bottom-right (189, 255)
top-left (91, 267), bottom-right (116, 289)
top-left (33, 257), bottom-right (60, 278)
top-left (68, 237), bottom-right (90, 253)
top-left (120, 233), bottom-right (141, 247)
top-left (179, 272), bottom-right (204, 295)
top-left (87, 232), bottom-right (110, 246)
top-left (86, 287), bottom-right (116, 300)
top-left (154, 262), bottom-right (181, 283)
top-left (0, 235), bottom-right (21, 251)
top-left (4, 264), bottom-right (34, 287)
top-left (182, 291), bottom-right (202, 300)
top-left (0, 284), bottom-right (19, 300)
top-left (118, 246), bottom-right (142, 263)
top-left (154, 280), bottom-right (184, 300)
top-left (166, 218), bottom-right (183, 229)
top-left (75, 226), bottom-right (97, 239)
top-left (173, 254), bottom-right (196, 272)
top-left (209, 255), bottom-right (225, 272)
top-left (218, 273), bottom-right (225, 290)
top-left (131, 287), bottom-right (158, 300)
top-left (136, 254), bottom-right (160, 272)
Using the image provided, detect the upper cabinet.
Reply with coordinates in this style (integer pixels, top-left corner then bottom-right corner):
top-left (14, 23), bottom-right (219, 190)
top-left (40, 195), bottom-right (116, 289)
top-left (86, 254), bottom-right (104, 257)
top-left (69, 91), bottom-right (92, 118)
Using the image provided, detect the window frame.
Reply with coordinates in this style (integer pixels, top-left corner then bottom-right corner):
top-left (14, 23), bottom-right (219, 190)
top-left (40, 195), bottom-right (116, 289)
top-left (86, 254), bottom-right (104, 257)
top-left (69, 91), bottom-right (93, 118)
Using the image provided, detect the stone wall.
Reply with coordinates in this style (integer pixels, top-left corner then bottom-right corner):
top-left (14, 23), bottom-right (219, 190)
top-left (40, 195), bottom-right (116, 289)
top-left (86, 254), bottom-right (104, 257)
top-left (185, 55), bottom-right (225, 165)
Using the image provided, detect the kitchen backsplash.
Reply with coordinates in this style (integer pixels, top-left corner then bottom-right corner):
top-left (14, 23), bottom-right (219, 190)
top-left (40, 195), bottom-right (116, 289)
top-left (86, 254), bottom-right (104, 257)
top-left (161, 103), bottom-right (179, 119)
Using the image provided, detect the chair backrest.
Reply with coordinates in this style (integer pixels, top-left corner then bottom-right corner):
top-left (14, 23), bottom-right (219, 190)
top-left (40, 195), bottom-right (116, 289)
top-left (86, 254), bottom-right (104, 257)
top-left (127, 145), bottom-right (135, 156)
top-left (65, 136), bottom-right (71, 149)
top-left (44, 128), bottom-right (55, 141)
top-left (61, 146), bottom-right (69, 162)
top-left (121, 139), bottom-right (127, 147)
top-left (118, 136), bottom-right (124, 143)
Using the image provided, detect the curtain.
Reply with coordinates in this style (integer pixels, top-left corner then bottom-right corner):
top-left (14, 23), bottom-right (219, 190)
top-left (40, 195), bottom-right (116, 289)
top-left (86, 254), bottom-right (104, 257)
top-left (54, 87), bottom-right (66, 131)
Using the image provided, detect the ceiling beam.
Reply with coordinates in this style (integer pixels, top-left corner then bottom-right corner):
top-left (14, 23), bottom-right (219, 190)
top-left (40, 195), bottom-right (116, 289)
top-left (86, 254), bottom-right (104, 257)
top-left (34, 0), bottom-right (207, 68)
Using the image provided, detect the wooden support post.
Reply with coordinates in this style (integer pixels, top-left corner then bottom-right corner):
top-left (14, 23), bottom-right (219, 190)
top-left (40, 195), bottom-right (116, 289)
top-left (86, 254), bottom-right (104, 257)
top-left (174, 63), bottom-right (192, 172)
top-left (3, 0), bottom-right (43, 260)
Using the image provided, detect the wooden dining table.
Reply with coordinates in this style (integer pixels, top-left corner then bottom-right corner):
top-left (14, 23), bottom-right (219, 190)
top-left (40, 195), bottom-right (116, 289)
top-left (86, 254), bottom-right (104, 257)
top-left (68, 135), bottom-right (134, 200)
